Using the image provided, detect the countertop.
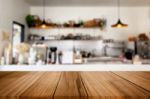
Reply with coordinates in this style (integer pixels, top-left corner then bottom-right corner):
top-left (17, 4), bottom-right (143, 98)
top-left (0, 64), bottom-right (150, 71)
top-left (0, 72), bottom-right (149, 99)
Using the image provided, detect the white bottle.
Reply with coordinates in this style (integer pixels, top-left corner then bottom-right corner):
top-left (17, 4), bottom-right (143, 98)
top-left (5, 48), bottom-right (12, 65)
top-left (28, 48), bottom-right (37, 65)
top-left (1, 57), bottom-right (5, 65)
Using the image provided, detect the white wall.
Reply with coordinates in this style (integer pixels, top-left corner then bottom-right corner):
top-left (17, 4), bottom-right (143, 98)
top-left (29, 6), bottom-right (150, 56)
top-left (0, 0), bottom-right (30, 57)
top-left (30, 7), bottom-right (150, 40)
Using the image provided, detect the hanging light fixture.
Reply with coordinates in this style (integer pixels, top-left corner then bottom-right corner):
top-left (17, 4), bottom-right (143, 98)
top-left (111, 0), bottom-right (128, 28)
top-left (40, 0), bottom-right (49, 29)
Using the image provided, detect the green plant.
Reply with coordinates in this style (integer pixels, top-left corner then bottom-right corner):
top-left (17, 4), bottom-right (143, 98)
top-left (25, 14), bottom-right (34, 27)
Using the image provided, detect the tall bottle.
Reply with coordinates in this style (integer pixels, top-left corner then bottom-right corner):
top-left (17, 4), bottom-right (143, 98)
top-left (50, 47), bottom-right (57, 64)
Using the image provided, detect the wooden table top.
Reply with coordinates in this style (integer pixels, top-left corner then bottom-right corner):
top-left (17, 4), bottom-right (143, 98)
top-left (0, 72), bottom-right (149, 99)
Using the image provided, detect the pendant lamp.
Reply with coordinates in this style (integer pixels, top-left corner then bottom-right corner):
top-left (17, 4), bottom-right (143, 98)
top-left (111, 0), bottom-right (128, 28)
top-left (40, 0), bottom-right (49, 28)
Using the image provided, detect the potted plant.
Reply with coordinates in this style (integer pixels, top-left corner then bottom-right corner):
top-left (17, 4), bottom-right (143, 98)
top-left (25, 14), bottom-right (34, 27)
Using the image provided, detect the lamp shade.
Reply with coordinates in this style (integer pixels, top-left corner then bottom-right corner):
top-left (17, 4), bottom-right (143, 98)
top-left (111, 19), bottom-right (128, 28)
top-left (39, 0), bottom-right (50, 29)
top-left (40, 20), bottom-right (49, 29)
top-left (111, 0), bottom-right (128, 28)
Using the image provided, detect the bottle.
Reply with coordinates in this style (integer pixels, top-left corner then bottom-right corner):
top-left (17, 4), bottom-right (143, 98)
top-left (50, 47), bottom-right (57, 64)
top-left (58, 51), bottom-right (63, 64)
top-left (5, 48), bottom-right (11, 65)
top-left (48, 51), bottom-right (52, 64)
top-left (1, 56), bottom-right (5, 65)
top-left (5, 44), bottom-right (12, 65)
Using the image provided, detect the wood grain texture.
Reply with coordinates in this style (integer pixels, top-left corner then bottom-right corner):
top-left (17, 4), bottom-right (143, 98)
top-left (0, 72), bottom-right (149, 99)
top-left (80, 72), bottom-right (150, 99)
top-left (113, 72), bottom-right (150, 92)
top-left (54, 72), bottom-right (87, 99)
top-left (21, 72), bottom-right (61, 99)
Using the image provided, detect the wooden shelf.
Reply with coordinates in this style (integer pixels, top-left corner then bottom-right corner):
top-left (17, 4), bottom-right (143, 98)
top-left (28, 39), bottom-right (103, 42)
top-left (29, 27), bottom-right (102, 30)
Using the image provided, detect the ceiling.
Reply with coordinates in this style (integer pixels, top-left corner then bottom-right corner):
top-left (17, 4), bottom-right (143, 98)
top-left (25, 0), bottom-right (150, 7)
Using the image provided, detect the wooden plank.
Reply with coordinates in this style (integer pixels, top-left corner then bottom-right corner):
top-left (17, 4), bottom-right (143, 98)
top-left (20, 72), bottom-right (61, 99)
top-left (54, 72), bottom-right (87, 99)
top-left (0, 72), bottom-right (149, 99)
top-left (0, 72), bottom-right (14, 78)
top-left (113, 72), bottom-right (150, 92)
top-left (0, 72), bottom-right (44, 99)
top-left (80, 72), bottom-right (150, 99)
